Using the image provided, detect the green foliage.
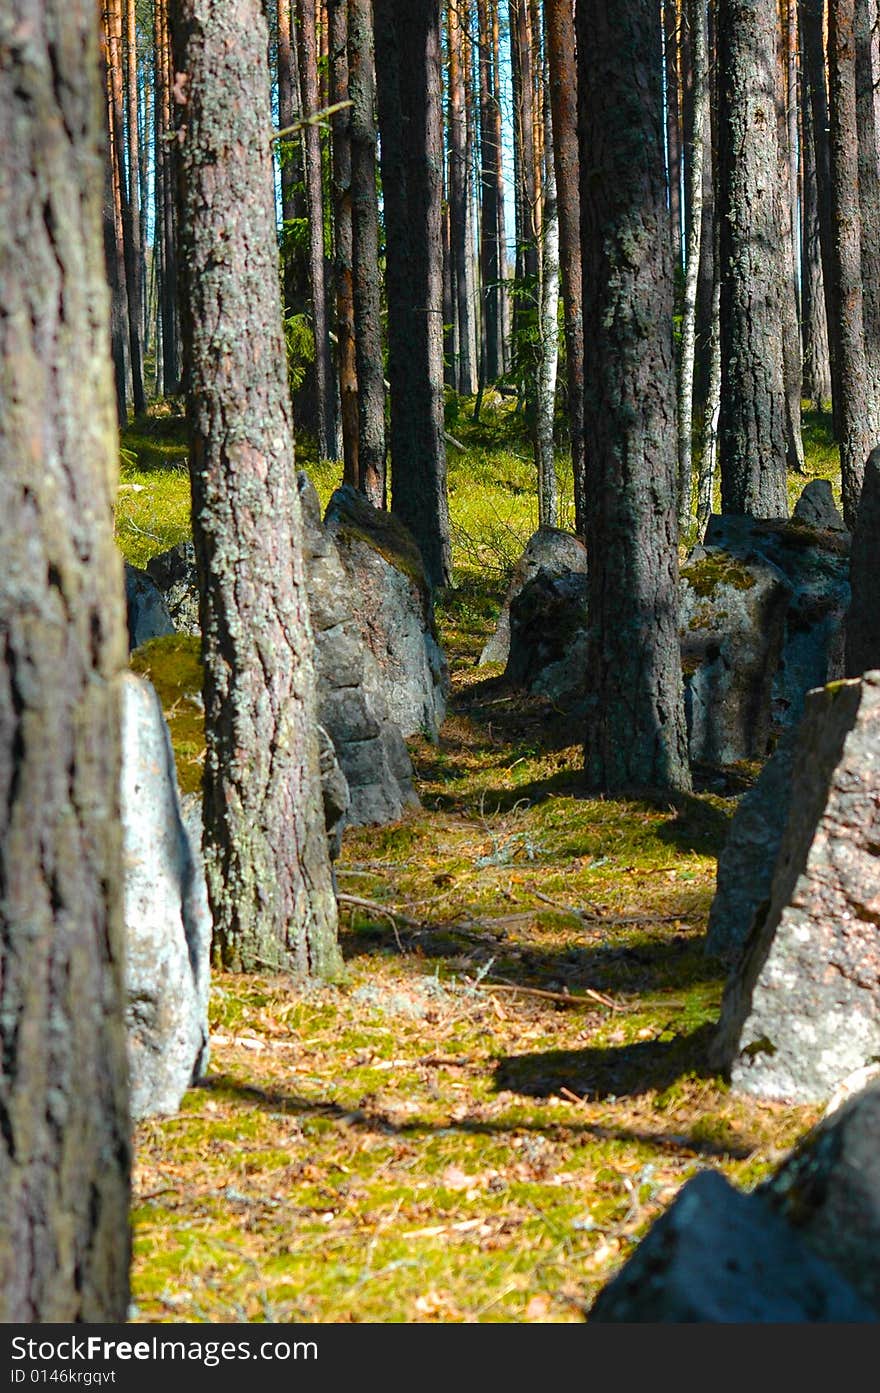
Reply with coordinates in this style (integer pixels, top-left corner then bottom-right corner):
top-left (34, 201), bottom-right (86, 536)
top-left (283, 311), bottom-right (316, 393)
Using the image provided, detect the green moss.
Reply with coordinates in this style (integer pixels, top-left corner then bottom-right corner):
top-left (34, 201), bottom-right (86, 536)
top-left (682, 553), bottom-right (757, 599)
top-left (130, 634), bottom-right (204, 795)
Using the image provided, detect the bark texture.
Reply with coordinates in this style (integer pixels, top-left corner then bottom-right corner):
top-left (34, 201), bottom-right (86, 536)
top-left (717, 0), bottom-right (790, 516)
top-left (328, 0), bottom-right (359, 487)
top-left (374, 0), bottom-right (451, 586)
top-left (0, 0), bottom-right (130, 1321)
top-left (578, 0), bottom-right (692, 794)
top-left (347, 0), bottom-right (386, 505)
top-left (172, 0), bottom-right (342, 977)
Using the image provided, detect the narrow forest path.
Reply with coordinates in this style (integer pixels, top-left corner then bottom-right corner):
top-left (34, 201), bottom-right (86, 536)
top-left (123, 401), bottom-right (836, 1322)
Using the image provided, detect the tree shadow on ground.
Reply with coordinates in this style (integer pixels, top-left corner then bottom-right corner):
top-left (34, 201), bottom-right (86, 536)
top-left (338, 917), bottom-right (725, 999)
top-left (196, 1053), bottom-right (748, 1162)
top-left (493, 1021), bottom-right (719, 1105)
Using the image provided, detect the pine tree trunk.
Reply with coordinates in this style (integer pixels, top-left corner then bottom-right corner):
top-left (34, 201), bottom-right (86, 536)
top-left (828, 0), bottom-right (874, 525)
top-left (717, 0), bottom-right (790, 516)
top-left (172, 0), bottom-right (342, 978)
top-left (677, 0), bottom-right (707, 526)
top-left (278, 0), bottom-right (306, 323)
top-left (578, 0), bottom-right (692, 796)
top-left (0, 0), bottom-right (130, 1320)
top-left (328, 0), bottom-right (359, 487)
top-left (802, 76), bottom-right (834, 408)
top-left (664, 0), bottom-right (683, 267)
top-left (348, 0), bottom-right (387, 506)
top-left (856, 0), bottom-right (880, 428)
top-left (375, 0), bottom-right (451, 586)
top-left (448, 0), bottom-right (475, 395)
top-left (297, 0), bottom-right (337, 461)
top-left (125, 0), bottom-right (145, 412)
top-left (155, 0), bottom-right (180, 393)
top-left (545, 0), bottom-right (586, 536)
top-left (800, 0), bottom-right (841, 430)
top-left (536, 89), bottom-right (559, 527)
top-left (477, 0), bottom-right (502, 383)
top-left (778, 0), bottom-right (805, 474)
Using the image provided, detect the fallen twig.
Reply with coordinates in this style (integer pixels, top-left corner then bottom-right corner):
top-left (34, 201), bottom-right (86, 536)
top-left (470, 980), bottom-right (622, 1011)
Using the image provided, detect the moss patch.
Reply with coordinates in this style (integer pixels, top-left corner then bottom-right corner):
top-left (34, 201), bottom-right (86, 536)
top-left (682, 553), bottom-right (757, 600)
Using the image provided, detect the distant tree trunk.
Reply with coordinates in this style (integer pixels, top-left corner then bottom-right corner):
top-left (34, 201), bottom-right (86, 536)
top-left (856, 0), bottom-right (880, 426)
top-left (664, 0), bottom-right (683, 268)
top-left (677, 0), bottom-right (707, 526)
top-left (802, 76), bottom-right (833, 408)
top-left (155, 0), bottom-right (180, 393)
top-left (448, 0), bottom-right (475, 394)
top-left (103, 7), bottom-right (131, 415)
top-left (535, 88), bottom-right (559, 527)
top-left (348, 0), bottom-right (387, 506)
top-left (172, 0), bottom-right (342, 978)
top-left (578, 0), bottom-right (692, 795)
top-left (477, 0), bottom-right (504, 383)
top-left (103, 109), bottom-right (129, 427)
top-left (277, 0), bottom-right (305, 322)
top-left (0, 0), bottom-right (130, 1320)
top-left (297, 0), bottom-right (337, 461)
top-left (125, 0), bottom-right (145, 411)
top-left (717, 0), bottom-right (790, 516)
top-left (374, 0), bottom-right (451, 586)
top-left (777, 0), bottom-right (805, 474)
top-left (545, 0), bottom-right (586, 536)
top-left (328, 0), bottom-right (359, 487)
top-left (828, 0), bottom-right (875, 526)
top-left (800, 0), bottom-right (841, 430)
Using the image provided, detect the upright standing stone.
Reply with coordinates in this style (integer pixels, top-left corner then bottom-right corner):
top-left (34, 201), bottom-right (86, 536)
top-left (846, 447), bottom-right (880, 676)
top-left (121, 674), bottom-right (211, 1119)
top-left (711, 673), bottom-right (880, 1102)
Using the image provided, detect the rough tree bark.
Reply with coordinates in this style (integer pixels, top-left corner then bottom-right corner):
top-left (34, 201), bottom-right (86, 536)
top-left (448, 0), bottom-right (475, 395)
top-left (297, 0), bottom-right (337, 462)
top-left (578, 0), bottom-right (692, 795)
top-left (677, 0), bottom-right (707, 526)
top-left (348, 0), bottom-right (387, 506)
top-left (0, 0), bottom-right (130, 1321)
top-left (374, 0), bottom-right (451, 585)
top-left (717, 0), bottom-right (790, 516)
top-left (856, 0), bottom-right (880, 428)
top-left (828, 0), bottom-right (874, 525)
top-left (801, 0), bottom-right (841, 427)
top-left (328, 0), bottom-right (359, 487)
top-left (802, 76), bottom-right (833, 408)
top-left (172, 0), bottom-right (342, 977)
top-left (536, 86), bottom-right (559, 528)
top-left (545, 0), bottom-right (586, 536)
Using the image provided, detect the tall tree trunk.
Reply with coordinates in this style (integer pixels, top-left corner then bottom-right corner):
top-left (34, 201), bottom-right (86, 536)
top-left (677, 0), bottom-right (707, 526)
top-left (664, 0), bottom-right (683, 268)
top-left (856, 0), bottom-right (880, 426)
top-left (717, 0), bottom-right (790, 516)
top-left (374, 0), bottom-right (452, 586)
top-left (297, 0), bottom-right (337, 461)
top-left (545, 0), bottom-right (586, 536)
top-left (348, 0), bottom-right (387, 506)
top-left (103, 104), bottom-right (129, 426)
top-left (802, 71), bottom-right (834, 408)
top-left (125, 0), bottom-right (145, 412)
top-left (155, 0), bottom-right (180, 393)
top-left (477, 0), bottom-right (503, 383)
top-left (0, 0), bottom-right (130, 1320)
top-left (104, 5), bottom-right (131, 414)
top-left (800, 0), bottom-right (842, 431)
top-left (278, 0), bottom-right (306, 323)
top-left (828, 0), bottom-right (874, 525)
top-left (536, 85), bottom-right (559, 527)
top-left (448, 0), bottom-right (475, 394)
top-left (778, 0), bottom-right (806, 473)
top-left (578, 0), bottom-right (692, 795)
top-left (172, 0), bottom-right (342, 978)
top-left (328, 0), bottom-right (359, 486)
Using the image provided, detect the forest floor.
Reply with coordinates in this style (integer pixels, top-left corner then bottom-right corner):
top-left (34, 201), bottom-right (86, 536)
top-left (119, 399), bottom-right (839, 1323)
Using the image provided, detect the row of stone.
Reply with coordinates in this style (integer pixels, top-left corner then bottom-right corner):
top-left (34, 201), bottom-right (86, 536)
top-left (482, 471), bottom-right (878, 769)
top-left (125, 477), bottom-right (449, 836)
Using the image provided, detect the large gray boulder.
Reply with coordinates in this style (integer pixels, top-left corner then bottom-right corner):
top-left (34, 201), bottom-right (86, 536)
top-left (680, 546), bottom-right (792, 765)
top-left (121, 673), bottom-right (211, 1120)
top-left (146, 541), bottom-right (200, 635)
top-left (793, 478), bottom-right (847, 532)
top-left (846, 446), bottom-right (880, 677)
top-left (762, 1080), bottom-right (880, 1314)
top-left (125, 562), bottom-right (175, 651)
top-left (711, 673), bottom-right (880, 1102)
top-left (324, 484), bottom-right (448, 741)
top-left (479, 526), bottom-right (588, 667)
top-left (703, 514), bottom-right (850, 734)
top-left (588, 1168), bottom-right (874, 1322)
top-left (300, 475), bottom-right (419, 825)
top-left (705, 730), bottom-right (797, 964)
top-left (505, 569), bottom-right (589, 710)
